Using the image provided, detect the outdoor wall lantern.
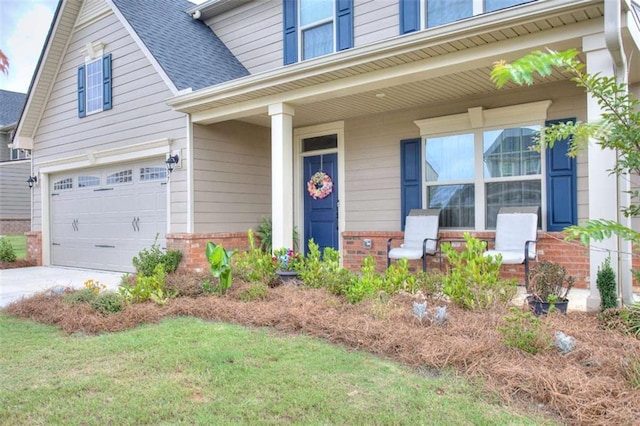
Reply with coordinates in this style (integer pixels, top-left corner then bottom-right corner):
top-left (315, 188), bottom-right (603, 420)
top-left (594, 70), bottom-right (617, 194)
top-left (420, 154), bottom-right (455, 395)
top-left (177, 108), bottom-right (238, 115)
top-left (165, 153), bottom-right (180, 175)
top-left (27, 175), bottom-right (38, 189)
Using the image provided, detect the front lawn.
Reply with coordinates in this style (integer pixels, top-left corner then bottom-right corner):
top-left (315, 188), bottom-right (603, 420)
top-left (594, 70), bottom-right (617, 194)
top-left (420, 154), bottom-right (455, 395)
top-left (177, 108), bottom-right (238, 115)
top-left (0, 313), bottom-right (548, 425)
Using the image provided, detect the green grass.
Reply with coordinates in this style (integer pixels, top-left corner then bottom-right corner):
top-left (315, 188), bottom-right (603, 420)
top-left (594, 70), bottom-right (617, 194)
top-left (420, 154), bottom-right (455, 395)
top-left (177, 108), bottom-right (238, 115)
top-left (1, 234), bottom-right (26, 259)
top-left (0, 314), bottom-right (552, 425)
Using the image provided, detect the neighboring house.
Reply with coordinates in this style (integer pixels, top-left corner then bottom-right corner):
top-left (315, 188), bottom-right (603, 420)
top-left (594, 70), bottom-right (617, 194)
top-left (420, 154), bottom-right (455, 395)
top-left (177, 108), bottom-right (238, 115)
top-left (0, 90), bottom-right (30, 235)
top-left (13, 0), bottom-right (640, 308)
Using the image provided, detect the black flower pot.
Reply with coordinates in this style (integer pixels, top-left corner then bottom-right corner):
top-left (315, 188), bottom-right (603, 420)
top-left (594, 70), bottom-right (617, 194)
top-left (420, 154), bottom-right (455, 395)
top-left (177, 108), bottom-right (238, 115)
top-left (527, 296), bottom-right (569, 316)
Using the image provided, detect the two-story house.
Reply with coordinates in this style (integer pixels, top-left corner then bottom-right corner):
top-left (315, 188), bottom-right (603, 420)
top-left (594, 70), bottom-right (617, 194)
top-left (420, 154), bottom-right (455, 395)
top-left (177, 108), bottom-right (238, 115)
top-left (13, 0), bottom-right (640, 308)
top-left (0, 90), bottom-right (30, 235)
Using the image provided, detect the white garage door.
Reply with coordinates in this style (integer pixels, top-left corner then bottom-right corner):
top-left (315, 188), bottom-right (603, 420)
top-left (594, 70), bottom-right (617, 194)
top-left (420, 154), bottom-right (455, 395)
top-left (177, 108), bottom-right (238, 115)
top-left (50, 160), bottom-right (167, 272)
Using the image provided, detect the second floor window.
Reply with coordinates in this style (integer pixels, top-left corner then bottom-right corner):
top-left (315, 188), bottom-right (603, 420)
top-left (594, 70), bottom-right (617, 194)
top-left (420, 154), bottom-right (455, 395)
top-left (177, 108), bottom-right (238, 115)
top-left (10, 148), bottom-right (30, 161)
top-left (401, 0), bottom-right (535, 34)
top-left (301, 0), bottom-right (334, 60)
top-left (284, 0), bottom-right (353, 65)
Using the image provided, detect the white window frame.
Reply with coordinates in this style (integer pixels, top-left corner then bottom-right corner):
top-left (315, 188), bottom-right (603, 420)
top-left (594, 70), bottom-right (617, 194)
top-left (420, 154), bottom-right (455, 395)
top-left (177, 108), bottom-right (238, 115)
top-left (10, 148), bottom-right (30, 161)
top-left (415, 101), bottom-right (551, 231)
top-left (298, 0), bottom-right (335, 61)
top-left (420, 0), bottom-right (534, 29)
top-left (85, 57), bottom-right (103, 115)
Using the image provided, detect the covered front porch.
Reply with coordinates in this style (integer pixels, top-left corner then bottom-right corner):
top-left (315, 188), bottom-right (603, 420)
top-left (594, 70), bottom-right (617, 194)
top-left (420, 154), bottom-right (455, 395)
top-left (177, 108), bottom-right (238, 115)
top-left (166, 1), bottom-right (640, 308)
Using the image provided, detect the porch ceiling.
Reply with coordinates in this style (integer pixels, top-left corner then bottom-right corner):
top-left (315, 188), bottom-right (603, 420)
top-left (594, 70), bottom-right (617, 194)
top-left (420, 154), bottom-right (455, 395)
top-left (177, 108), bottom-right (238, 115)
top-left (169, 0), bottom-right (608, 128)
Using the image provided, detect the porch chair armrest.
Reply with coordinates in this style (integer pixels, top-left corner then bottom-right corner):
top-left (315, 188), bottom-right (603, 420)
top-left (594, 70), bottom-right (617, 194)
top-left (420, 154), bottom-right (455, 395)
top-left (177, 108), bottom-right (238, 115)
top-left (523, 239), bottom-right (538, 290)
top-left (422, 237), bottom-right (442, 270)
top-left (387, 237), bottom-right (404, 267)
top-left (524, 239), bottom-right (538, 260)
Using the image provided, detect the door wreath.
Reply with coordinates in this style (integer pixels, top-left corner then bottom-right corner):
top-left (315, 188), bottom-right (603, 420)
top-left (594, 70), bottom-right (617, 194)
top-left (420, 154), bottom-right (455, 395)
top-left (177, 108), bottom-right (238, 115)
top-left (307, 171), bottom-right (333, 200)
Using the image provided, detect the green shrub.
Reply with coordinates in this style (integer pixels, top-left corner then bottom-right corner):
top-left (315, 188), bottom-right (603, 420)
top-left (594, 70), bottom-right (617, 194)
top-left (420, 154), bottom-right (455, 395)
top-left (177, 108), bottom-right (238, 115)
top-left (0, 237), bottom-right (17, 263)
top-left (63, 288), bottom-right (97, 305)
top-left (119, 263), bottom-right (167, 304)
top-left (297, 240), bottom-right (355, 296)
top-left (499, 307), bottom-right (551, 355)
top-left (344, 256), bottom-right (384, 303)
top-left (239, 282), bottom-right (269, 302)
top-left (233, 229), bottom-right (277, 284)
top-left (91, 292), bottom-right (123, 315)
top-left (132, 236), bottom-right (182, 276)
top-left (596, 257), bottom-right (618, 310)
top-left (441, 233), bottom-right (517, 310)
top-left (384, 258), bottom-right (417, 294)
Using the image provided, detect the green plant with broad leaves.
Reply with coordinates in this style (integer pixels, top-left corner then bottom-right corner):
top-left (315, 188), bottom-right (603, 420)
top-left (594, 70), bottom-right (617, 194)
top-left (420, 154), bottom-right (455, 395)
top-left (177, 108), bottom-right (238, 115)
top-left (255, 216), bottom-right (299, 253)
top-left (499, 307), bottom-right (551, 355)
top-left (491, 48), bottom-right (640, 283)
top-left (205, 241), bottom-right (237, 294)
top-left (441, 232), bottom-right (517, 310)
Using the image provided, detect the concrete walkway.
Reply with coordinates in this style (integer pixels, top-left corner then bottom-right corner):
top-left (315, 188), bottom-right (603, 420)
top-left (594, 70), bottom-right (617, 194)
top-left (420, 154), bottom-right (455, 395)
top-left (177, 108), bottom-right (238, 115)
top-left (0, 266), bottom-right (123, 308)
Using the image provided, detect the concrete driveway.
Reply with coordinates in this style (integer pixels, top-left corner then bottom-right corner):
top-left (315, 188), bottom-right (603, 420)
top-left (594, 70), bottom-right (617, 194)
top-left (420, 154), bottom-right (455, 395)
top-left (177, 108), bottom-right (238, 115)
top-left (0, 266), bottom-right (123, 308)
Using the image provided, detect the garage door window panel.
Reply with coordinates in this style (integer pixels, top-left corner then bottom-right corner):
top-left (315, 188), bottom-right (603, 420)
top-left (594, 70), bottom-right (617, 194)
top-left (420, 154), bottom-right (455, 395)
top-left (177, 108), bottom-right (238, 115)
top-left (53, 178), bottom-right (73, 190)
top-left (78, 176), bottom-right (100, 188)
top-left (107, 169), bottom-right (133, 185)
top-left (140, 167), bottom-right (166, 181)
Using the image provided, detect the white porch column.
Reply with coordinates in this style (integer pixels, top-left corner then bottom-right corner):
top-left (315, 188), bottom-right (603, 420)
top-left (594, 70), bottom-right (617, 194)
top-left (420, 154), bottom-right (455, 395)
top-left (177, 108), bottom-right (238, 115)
top-left (268, 103), bottom-right (295, 252)
top-left (583, 34), bottom-right (619, 310)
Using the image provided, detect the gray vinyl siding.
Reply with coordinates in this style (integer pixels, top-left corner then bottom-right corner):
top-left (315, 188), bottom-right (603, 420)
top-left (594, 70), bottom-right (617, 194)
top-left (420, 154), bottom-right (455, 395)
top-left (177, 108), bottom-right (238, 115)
top-left (0, 160), bottom-right (31, 219)
top-left (77, 0), bottom-right (109, 25)
top-left (342, 80), bottom-right (588, 232)
top-left (207, 0), bottom-right (400, 75)
top-left (193, 121), bottom-right (271, 233)
top-left (31, 11), bottom-right (187, 231)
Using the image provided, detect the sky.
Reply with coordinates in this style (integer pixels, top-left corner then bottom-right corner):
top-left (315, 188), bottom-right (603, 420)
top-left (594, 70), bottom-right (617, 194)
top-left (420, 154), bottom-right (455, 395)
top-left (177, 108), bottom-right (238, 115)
top-left (0, 0), bottom-right (59, 93)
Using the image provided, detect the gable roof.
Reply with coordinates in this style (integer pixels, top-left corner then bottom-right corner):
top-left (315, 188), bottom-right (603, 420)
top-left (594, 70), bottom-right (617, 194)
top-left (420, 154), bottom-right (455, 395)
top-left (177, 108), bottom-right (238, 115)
top-left (0, 90), bottom-right (27, 127)
top-left (111, 0), bottom-right (249, 91)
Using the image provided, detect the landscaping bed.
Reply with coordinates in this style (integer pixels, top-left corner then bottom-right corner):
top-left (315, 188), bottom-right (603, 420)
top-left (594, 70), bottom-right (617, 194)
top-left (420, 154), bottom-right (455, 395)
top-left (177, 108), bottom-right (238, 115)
top-left (5, 276), bottom-right (639, 425)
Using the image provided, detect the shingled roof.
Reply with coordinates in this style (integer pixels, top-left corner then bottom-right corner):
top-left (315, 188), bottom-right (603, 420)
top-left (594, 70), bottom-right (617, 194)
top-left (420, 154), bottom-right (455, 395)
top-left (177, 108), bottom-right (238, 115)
top-left (111, 0), bottom-right (249, 91)
top-left (0, 90), bottom-right (27, 127)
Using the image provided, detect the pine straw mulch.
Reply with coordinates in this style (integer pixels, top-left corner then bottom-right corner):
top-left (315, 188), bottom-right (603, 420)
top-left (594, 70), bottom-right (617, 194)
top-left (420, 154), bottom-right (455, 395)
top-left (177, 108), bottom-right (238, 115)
top-left (4, 279), bottom-right (640, 426)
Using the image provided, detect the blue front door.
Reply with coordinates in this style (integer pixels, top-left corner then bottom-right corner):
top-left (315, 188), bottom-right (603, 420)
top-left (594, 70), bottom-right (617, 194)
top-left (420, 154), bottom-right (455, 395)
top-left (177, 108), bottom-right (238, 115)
top-left (303, 153), bottom-right (338, 255)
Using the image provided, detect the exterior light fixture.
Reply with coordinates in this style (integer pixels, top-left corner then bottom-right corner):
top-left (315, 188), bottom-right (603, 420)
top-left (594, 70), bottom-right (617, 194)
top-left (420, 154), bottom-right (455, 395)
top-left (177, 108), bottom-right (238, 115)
top-left (165, 153), bottom-right (180, 175)
top-left (27, 175), bottom-right (38, 189)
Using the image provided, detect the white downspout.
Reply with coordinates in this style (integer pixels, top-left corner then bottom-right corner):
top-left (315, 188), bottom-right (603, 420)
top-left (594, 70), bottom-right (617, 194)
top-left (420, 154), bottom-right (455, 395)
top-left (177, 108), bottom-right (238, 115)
top-left (604, 0), bottom-right (634, 305)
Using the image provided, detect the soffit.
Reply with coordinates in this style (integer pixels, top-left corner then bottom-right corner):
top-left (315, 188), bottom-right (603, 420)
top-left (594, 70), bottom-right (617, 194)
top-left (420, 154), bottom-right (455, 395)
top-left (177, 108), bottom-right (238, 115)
top-left (169, 0), bottom-right (605, 127)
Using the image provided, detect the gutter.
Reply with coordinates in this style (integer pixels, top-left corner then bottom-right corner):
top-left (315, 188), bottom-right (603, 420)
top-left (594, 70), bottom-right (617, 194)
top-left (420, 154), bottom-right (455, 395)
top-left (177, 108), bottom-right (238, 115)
top-left (605, 0), bottom-right (634, 305)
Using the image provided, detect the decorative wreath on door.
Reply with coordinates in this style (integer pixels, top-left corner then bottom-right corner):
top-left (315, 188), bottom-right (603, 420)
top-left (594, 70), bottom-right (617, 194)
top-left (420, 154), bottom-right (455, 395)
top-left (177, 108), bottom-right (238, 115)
top-left (307, 171), bottom-right (333, 200)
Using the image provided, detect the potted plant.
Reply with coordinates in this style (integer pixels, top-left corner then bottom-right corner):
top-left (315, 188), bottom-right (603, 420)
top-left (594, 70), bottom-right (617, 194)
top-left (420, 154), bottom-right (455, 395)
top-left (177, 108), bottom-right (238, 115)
top-left (526, 260), bottom-right (575, 315)
top-left (273, 248), bottom-right (301, 283)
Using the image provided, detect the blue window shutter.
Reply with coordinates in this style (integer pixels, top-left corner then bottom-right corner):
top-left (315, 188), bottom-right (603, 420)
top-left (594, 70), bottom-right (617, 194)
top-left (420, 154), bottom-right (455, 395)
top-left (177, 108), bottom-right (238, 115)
top-left (77, 64), bottom-right (86, 118)
top-left (400, 138), bottom-right (422, 230)
top-left (545, 118), bottom-right (577, 231)
top-left (336, 0), bottom-right (353, 51)
top-left (400, 0), bottom-right (420, 34)
top-left (283, 0), bottom-right (298, 65)
top-left (102, 54), bottom-right (112, 111)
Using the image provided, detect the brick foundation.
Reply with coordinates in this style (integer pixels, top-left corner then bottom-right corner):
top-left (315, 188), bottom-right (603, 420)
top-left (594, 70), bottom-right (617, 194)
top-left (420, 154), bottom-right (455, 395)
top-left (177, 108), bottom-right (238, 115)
top-left (167, 232), bottom-right (252, 272)
top-left (0, 219), bottom-right (30, 235)
top-left (26, 231), bottom-right (42, 266)
top-left (342, 230), bottom-right (591, 289)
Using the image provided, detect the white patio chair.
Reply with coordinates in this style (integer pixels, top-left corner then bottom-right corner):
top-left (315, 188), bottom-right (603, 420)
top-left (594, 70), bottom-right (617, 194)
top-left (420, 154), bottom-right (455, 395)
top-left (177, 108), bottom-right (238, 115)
top-left (483, 206), bottom-right (539, 288)
top-left (387, 209), bottom-right (441, 272)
